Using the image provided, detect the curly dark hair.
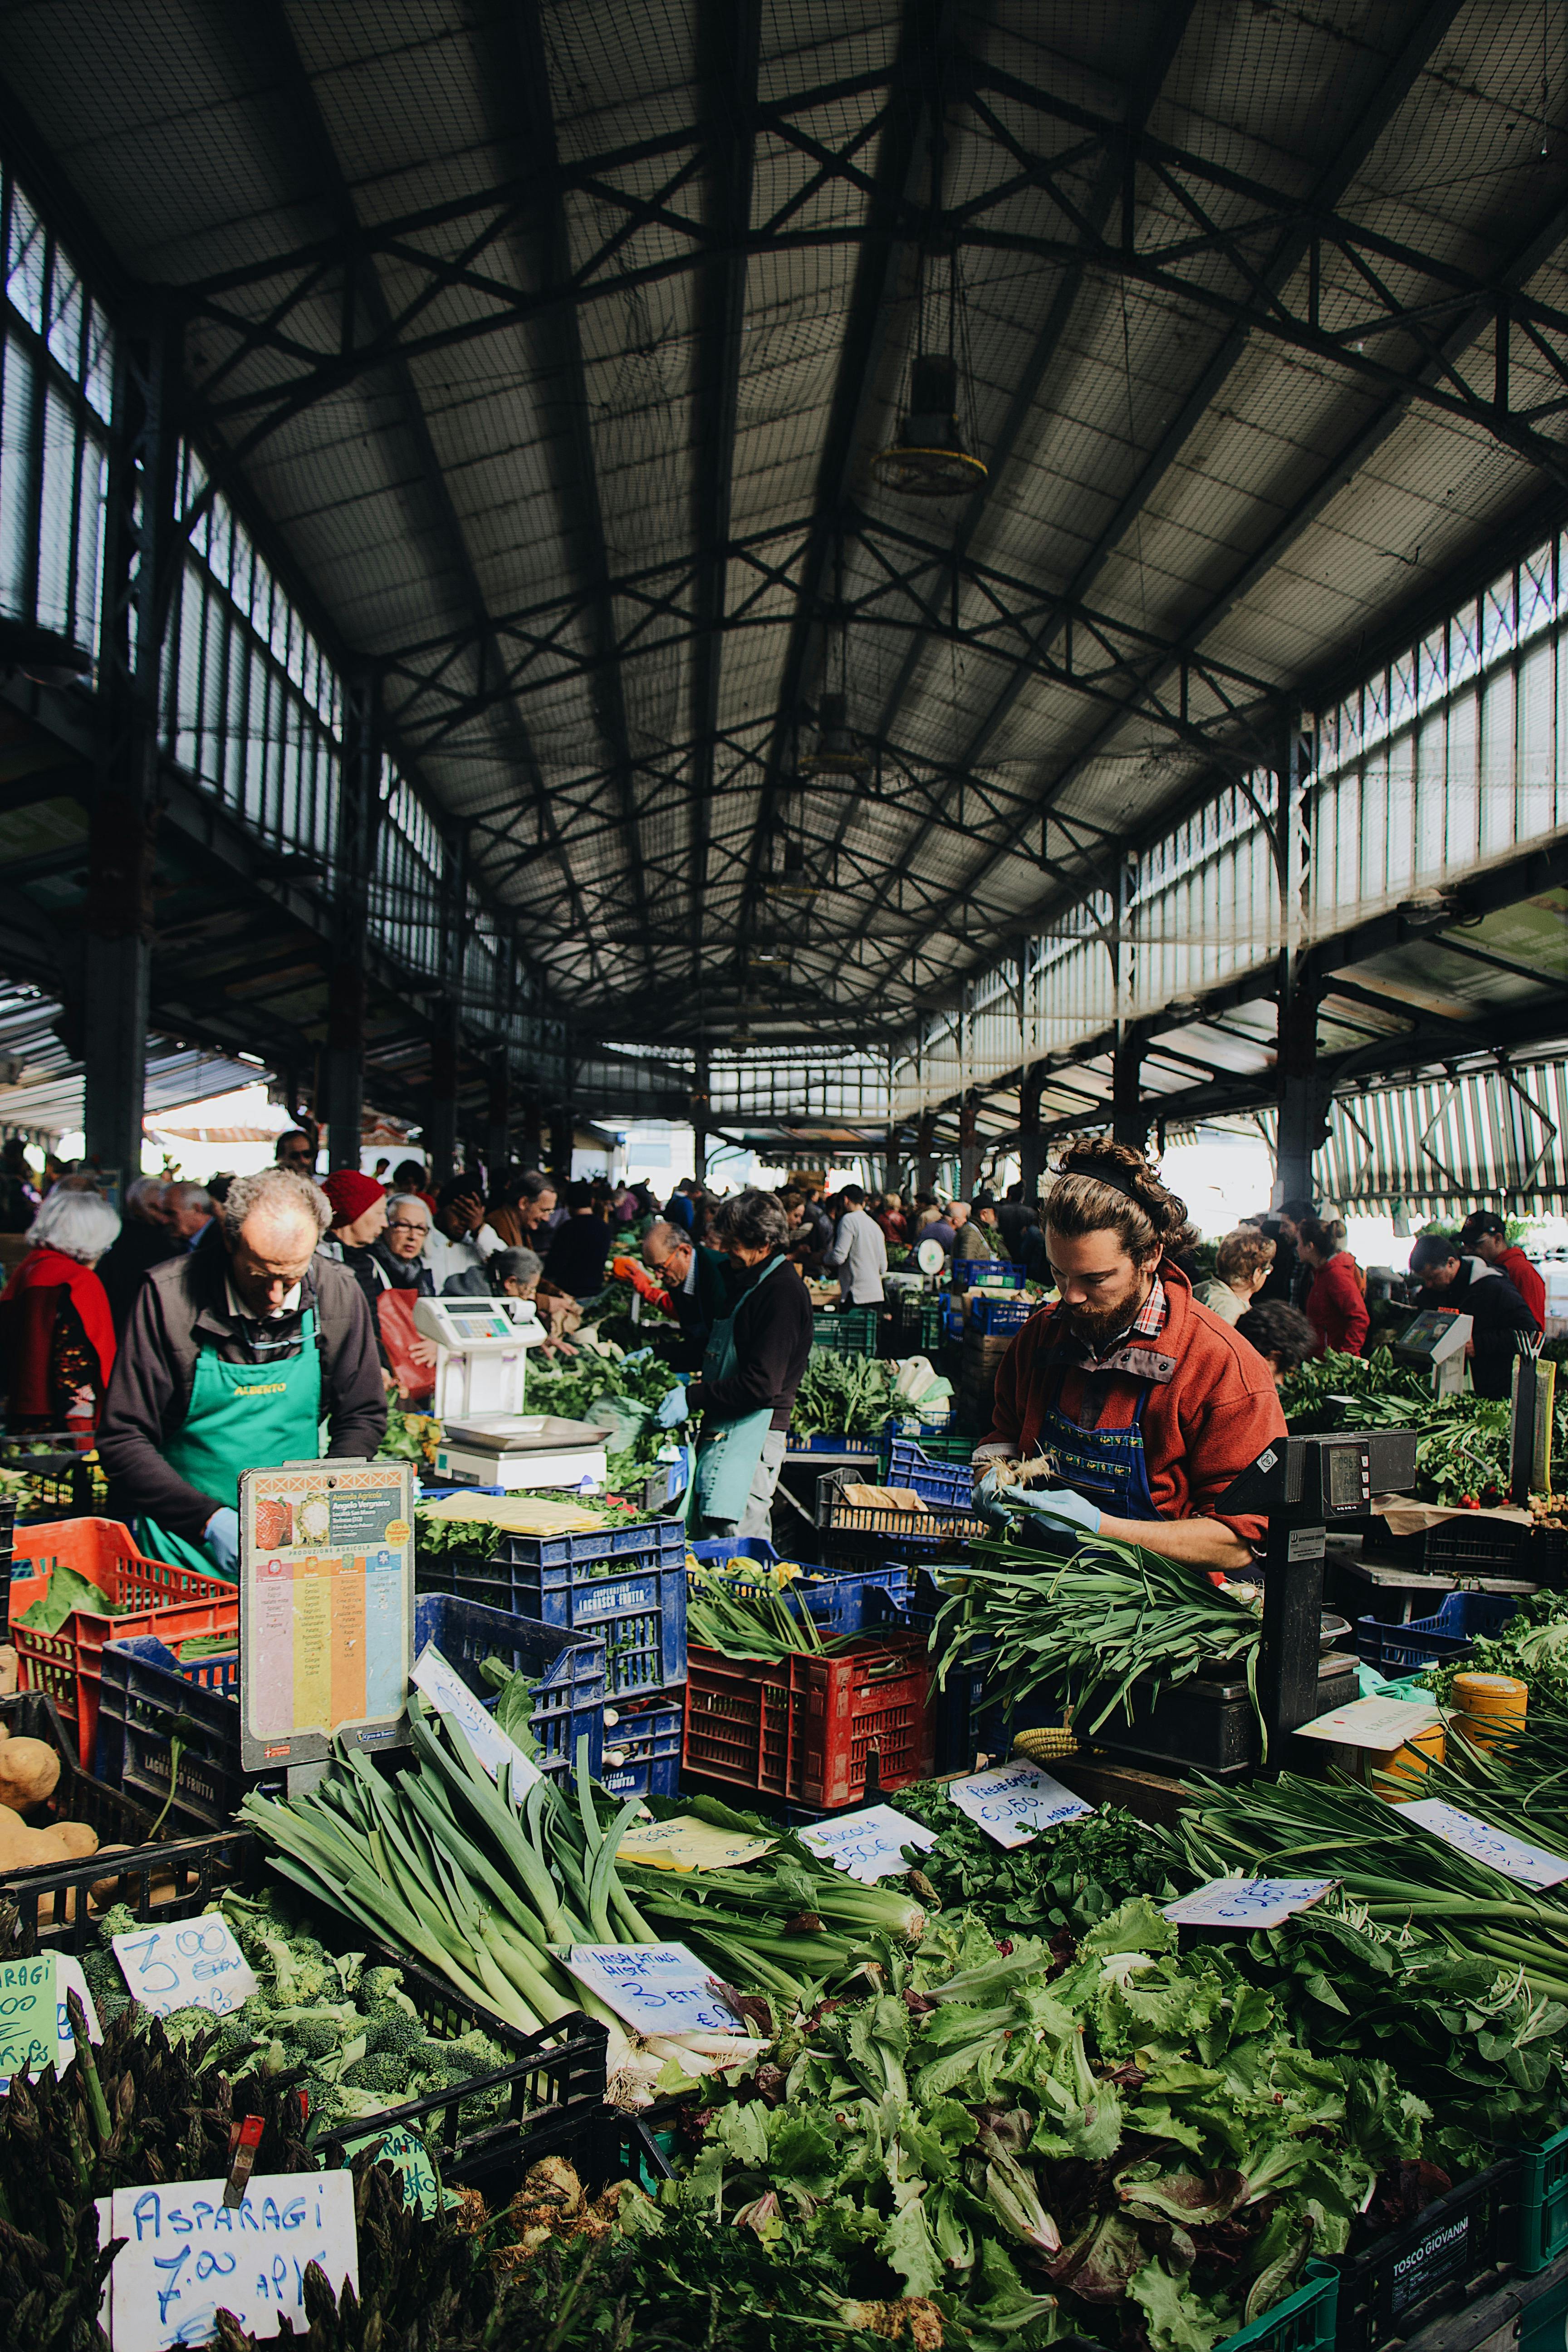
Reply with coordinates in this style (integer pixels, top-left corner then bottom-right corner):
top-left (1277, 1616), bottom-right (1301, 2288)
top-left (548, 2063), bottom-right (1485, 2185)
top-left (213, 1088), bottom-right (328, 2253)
top-left (1043, 1135), bottom-right (1189, 1260)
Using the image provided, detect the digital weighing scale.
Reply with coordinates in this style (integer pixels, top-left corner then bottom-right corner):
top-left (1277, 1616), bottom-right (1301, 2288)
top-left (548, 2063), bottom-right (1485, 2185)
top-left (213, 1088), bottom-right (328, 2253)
top-left (413, 1295), bottom-right (614, 1489)
top-left (1392, 1305), bottom-right (1472, 1398)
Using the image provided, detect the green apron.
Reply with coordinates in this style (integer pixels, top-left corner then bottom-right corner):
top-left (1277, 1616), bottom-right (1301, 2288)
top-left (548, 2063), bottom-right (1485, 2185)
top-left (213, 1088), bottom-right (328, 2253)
top-left (692, 1253), bottom-right (788, 1527)
top-left (139, 1309), bottom-right (323, 1583)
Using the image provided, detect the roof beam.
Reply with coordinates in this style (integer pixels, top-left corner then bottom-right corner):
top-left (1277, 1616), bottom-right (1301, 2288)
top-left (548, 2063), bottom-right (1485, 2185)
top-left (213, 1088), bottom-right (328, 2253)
top-left (689, 0), bottom-right (760, 995)
top-left (821, 0), bottom-right (1466, 1001)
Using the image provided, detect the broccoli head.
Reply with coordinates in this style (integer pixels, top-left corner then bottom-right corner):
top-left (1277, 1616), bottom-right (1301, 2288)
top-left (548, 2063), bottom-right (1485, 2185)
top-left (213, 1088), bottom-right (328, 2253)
top-left (358, 1965), bottom-right (412, 2009)
top-left (285, 2013), bottom-right (354, 2060)
top-left (363, 2006), bottom-right (427, 2057)
top-left (97, 1903), bottom-right (140, 1941)
top-left (426, 2027), bottom-right (511, 2080)
top-left (342, 2051), bottom-right (412, 2096)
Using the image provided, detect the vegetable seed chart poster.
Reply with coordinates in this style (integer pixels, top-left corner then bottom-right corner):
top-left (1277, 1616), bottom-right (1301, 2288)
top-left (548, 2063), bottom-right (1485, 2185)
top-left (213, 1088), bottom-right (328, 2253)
top-left (239, 1461), bottom-right (414, 1770)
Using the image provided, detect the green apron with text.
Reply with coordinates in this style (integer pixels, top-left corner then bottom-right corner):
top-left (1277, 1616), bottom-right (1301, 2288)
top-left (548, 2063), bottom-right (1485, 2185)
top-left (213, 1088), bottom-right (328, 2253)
top-left (691, 1253), bottom-right (788, 1526)
top-left (139, 1310), bottom-right (323, 1583)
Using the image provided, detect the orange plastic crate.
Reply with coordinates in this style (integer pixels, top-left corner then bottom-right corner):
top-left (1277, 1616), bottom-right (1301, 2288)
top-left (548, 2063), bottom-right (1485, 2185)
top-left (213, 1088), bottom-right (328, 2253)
top-left (683, 1628), bottom-right (935, 1809)
top-left (8, 1518), bottom-right (238, 1764)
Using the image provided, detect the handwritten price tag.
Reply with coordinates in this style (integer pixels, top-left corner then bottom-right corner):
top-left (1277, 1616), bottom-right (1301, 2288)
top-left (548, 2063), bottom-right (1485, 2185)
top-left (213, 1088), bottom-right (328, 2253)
top-left (98, 2171), bottom-right (358, 2352)
top-left (1161, 1878), bottom-right (1336, 1930)
top-left (1294, 1694), bottom-right (1443, 1749)
top-left (947, 1762), bottom-right (1094, 1848)
top-left (112, 1918), bottom-right (260, 2021)
top-left (798, 1804), bottom-right (937, 1884)
top-left (411, 1643), bottom-right (543, 1797)
top-left (614, 1815), bottom-right (776, 1873)
top-left (1399, 1798), bottom-right (1568, 1889)
top-left (341, 2124), bottom-right (441, 2216)
top-left (564, 1943), bottom-right (741, 2037)
top-left (0, 1952), bottom-right (100, 2092)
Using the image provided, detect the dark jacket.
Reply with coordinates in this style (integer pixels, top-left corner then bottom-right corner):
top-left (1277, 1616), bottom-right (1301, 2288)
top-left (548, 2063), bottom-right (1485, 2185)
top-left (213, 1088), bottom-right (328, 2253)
top-left (662, 1244), bottom-right (738, 1369)
top-left (544, 1212), bottom-right (612, 1300)
top-left (97, 1217), bottom-right (182, 1337)
top-left (1416, 1259), bottom-right (1537, 1401)
top-left (688, 1250), bottom-right (814, 1433)
top-left (98, 1247), bottom-right (388, 1540)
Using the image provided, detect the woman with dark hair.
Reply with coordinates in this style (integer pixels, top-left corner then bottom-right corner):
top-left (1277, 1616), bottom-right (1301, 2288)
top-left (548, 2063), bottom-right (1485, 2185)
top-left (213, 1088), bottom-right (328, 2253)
top-left (971, 1134), bottom-right (1286, 1573)
top-left (653, 1187), bottom-right (813, 1543)
top-left (543, 1179), bottom-right (613, 1299)
top-left (1235, 1300), bottom-right (1317, 1388)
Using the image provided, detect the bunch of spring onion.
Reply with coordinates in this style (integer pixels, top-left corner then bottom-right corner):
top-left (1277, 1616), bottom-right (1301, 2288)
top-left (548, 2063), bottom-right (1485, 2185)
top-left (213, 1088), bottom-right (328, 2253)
top-left (618, 1851), bottom-right (927, 2002)
top-left (931, 1530), bottom-right (1263, 1737)
top-left (686, 1562), bottom-right (848, 1661)
top-left (1176, 1769), bottom-right (1568, 2002)
top-left (238, 1697), bottom-right (657, 2038)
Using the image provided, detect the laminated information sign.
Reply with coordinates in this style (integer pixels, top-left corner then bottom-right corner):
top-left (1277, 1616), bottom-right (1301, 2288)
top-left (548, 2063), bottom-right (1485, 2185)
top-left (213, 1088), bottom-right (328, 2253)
top-left (410, 1644), bottom-right (542, 1795)
top-left (239, 1460), bottom-right (415, 1770)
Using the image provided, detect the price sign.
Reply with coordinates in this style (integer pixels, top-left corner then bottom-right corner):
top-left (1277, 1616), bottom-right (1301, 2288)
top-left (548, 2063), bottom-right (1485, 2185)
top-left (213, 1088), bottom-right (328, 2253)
top-left (98, 2172), bottom-right (358, 2352)
top-left (0, 1952), bottom-right (100, 2092)
top-left (410, 1644), bottom-right (542, 1796)
top-left (946, 1762), bottom-right (1094, 1849)
top-left (1161, 1878), bottom-right (1336, 1930)
top-left (1399, 1798), bottom-right (1568, 1889)
top-left (614, 1815), bottom-right (776, 1873)
top-left (564, 1943), bottom-right (741, 2037)
top-left (341, 2125), bottom-right (441, 2216)
top-left (797, 1804), bottom-right (938, 1884)
top-left (1294, 1694), bottom-right (1443, 1749)
top-left (111, 1918), bottom-right (260, 2020)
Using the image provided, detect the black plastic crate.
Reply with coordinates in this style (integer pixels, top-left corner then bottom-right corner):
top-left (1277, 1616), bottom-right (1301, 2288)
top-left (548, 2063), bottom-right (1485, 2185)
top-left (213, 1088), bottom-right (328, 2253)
top-left (1088, 1655), bottom-right (1359, 1779)
top-left (0, 1686), bottom-right (155, 1869)
top-left (313, 1947), bottom-right (608, 2199)
top-left (95, 1635), bottom-right (260, 1838)
top-left (1425, 1516), bottom-right (1534, 1577)
top-left (5, 1821), bottom-right (256, 1954)
top-left (1332, 2155), bottom-right (1521, 2352)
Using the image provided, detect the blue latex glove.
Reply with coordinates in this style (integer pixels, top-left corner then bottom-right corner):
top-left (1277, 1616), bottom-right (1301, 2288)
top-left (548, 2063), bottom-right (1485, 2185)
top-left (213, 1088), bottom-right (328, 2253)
top-left (974, 1469), bottom-right (1101, 1537)
top-left (656, 1384), bottom-right (690, 1428)
top-left (203, 1505), bottom-right (240, 1574)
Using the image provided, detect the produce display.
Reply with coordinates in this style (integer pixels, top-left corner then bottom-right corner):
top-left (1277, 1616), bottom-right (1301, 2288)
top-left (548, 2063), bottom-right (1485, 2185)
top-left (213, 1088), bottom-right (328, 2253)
top-left (685, 1556), bottom-right (846, 1660)
top-left (1277, 1343), bottom-right (1568, 1505)
top-left (790, 1348), bottom-right (900, 1437)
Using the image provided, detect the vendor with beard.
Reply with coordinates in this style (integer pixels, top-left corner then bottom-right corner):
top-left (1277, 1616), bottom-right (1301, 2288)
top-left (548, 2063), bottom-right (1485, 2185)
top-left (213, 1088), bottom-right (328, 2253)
top-left (971, 1136), bottom-right (1285, 1571)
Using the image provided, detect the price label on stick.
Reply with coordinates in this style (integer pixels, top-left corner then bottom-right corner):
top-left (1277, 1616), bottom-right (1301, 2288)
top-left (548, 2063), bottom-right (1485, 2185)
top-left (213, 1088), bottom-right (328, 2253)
top-left (342, 2124), bottom-right (441, 2216)
top-left (947, 1762), bottom-right (1094, 1849)
top-left (0, 1952), bottom-right (100, 2092)
top-left (564, 1943), bottom-right (743, 2037)
top-left (1162, 1878), bottom-right (1336, 1930)
top-left (98, 2171), bottom-right (358, 2352)
top-left (1398, 1798), bottom-right (1568, 1889)
top-left (411, 1643), bottom-right (542, 1796)
top-left (798, 1804), bottom-right (937, 1884)
top-left (111, 1918), bottom-right (260, 2020)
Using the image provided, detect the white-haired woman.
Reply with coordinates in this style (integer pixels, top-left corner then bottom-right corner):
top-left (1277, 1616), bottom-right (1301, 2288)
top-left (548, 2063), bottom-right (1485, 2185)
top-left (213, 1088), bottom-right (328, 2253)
top-left (0, 1183), bottom-right (121, 1436)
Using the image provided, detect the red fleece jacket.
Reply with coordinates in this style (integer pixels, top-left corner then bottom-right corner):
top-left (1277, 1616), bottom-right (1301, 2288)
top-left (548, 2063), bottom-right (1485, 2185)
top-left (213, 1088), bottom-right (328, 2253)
top-left (1304, 1252), bottom-right (1370, 1356)
top-left (1497, 1245), bottom-right (1546, 1333)
top-left (981, 1263), bottom-right (1285, 1546)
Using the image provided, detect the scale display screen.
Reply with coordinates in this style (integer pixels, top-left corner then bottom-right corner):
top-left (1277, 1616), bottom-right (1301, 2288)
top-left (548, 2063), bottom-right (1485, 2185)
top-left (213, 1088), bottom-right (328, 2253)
top-left (1324, 1443), bottom-right (1369, 1512)
top-left (1396, 1308), bottom-right (1462, 1356)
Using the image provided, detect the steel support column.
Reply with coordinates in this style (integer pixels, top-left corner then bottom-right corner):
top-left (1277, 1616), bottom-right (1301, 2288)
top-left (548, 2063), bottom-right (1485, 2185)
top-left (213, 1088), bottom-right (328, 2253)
top-left (1274, 717), bottom-right (1328, 1209)
top-left (1019, 1066), bottom-right (1047, 1204)
top-left (1112, 1031), bottom-right (1149, 1154)
top-left (549, 1106), bottom-right (575, 1178)
top-left (322, 671), bottom-right (377, 1172)
top-left (958, 1092), bottom-right (980, 1199)
top-left (916, 1113), bottom-right (936, 1195)
top-left (485, 1046), bottom-right (512, 1181)
top-left (85, 318), bottom-right (175, 1190)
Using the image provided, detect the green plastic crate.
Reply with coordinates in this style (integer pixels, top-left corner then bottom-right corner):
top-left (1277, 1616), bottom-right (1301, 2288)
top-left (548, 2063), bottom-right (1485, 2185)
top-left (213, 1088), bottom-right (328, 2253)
top-left (1216, 2264), bottom-right (1338, 2352)
top-left (1520, 2123), bottom-right (1568, 2275)
top-left (811, 1307), bottom-right (878, 1357)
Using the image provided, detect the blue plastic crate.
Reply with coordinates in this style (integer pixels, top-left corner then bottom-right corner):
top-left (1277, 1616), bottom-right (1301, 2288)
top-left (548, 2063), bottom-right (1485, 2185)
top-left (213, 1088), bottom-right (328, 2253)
top-left (417, 1512), bottom-right (686, 1573)
top-left (418, 1544), bottom-right (685, 1697)
top-left (1353, 1589), bottom-right (1519, 1676)
top-left (412, 1593), bottom-right (606, 1780)
top-left (686, 1552), bottom-right (911, 1637)
top-left (950, 1259), bottom-right (1025, 1291)
top-left (802, 1432), bottom-right (879, 1453)
top-left (886, 1437), bottom-right (974, 1510)
top-left (968, 1294), bottom-right (1034, 1336)
top-left (599, 1693), bottom-right (684, 1798)
top-left (686, 1536), bottom-right (778, 1568)
top-left (96, 1636), bottom-right (262, 1837)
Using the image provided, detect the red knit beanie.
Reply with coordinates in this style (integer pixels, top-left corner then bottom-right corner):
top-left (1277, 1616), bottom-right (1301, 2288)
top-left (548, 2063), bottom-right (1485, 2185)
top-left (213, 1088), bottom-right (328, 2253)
top-left (323, 1169), bottom-right (385, 1227)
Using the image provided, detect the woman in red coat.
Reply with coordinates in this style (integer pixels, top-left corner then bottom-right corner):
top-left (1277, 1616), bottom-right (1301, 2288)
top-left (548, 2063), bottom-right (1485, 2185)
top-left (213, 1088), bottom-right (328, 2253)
top-left (1297, 1217), bottom-right (1370, 1356)
top-left (0, 1182), bottom-right (120, 1435)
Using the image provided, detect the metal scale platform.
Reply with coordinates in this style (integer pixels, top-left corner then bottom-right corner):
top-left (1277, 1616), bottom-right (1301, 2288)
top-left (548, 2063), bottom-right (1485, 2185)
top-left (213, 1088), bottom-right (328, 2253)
top-left (414, 1295), bottom-right (613, 1489)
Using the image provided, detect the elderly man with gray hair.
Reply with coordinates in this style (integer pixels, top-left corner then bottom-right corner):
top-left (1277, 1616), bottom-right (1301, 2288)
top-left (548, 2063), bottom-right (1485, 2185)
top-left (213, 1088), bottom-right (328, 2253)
top-left (97, 1166), bottom-right (387, 1581)
top-left (655, 1187), bottom-right (813, 1542)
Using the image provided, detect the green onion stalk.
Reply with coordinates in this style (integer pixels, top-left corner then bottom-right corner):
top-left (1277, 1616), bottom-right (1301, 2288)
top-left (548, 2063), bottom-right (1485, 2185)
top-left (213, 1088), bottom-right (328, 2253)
top-left (931, 1530), bottom-right (1263, 1739)
top-left (1176, 1769), bottom-right (1568, 2001)
top-left (239, 1697), bottom-right (660, 2038)
top-left (619, 1859), bottom-right (927, 2002)
top-left (686, 1573), bottom-right (848, 1661)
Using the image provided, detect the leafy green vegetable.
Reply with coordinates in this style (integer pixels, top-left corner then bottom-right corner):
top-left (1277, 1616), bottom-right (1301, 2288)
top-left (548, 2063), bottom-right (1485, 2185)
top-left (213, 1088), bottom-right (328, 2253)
top-left (13, 1558), bottom-right (119, 1633)
top-left (893, 1785), bottom-right (1176, 1941)
top-left (789, 1348), bottom-right (899, 1437)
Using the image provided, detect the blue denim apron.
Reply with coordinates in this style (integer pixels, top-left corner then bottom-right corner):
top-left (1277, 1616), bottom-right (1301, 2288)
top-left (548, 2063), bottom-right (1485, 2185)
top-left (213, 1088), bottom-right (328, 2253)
top-left (1029, 1352), bottom-right (1162, 1522)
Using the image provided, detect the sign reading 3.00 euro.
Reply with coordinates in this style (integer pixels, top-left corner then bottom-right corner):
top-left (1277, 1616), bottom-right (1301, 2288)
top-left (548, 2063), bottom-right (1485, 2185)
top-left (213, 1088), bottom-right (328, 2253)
top-left (238, 1459), bottom-right (415, 1771)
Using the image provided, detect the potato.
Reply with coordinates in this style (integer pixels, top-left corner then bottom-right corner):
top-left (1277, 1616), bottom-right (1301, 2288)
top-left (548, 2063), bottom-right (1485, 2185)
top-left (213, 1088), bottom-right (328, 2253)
top-left (0, 1799), bottom-right (79, 1870)
top-left (0, 1643), bottom-right (16, 1697)
top-left (0, 1735), bottom-right (61, 1810)
top-left (46, 1821), bottom-right (98, 1859)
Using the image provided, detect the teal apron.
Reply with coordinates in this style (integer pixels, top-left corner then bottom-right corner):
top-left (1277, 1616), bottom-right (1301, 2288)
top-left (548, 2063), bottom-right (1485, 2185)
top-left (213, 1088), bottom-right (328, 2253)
top-left (691, 1253), bottom-right (788, 1527)
top-left (139, 1309), bottom-right (324, 1583)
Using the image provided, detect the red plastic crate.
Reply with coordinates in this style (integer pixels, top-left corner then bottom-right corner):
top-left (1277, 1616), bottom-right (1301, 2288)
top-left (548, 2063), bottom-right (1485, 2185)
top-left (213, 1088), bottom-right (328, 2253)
top-left (8, 1518), bottom-right (239, 1761)
top-left (683, 1628), bottom-right (935, 1808)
